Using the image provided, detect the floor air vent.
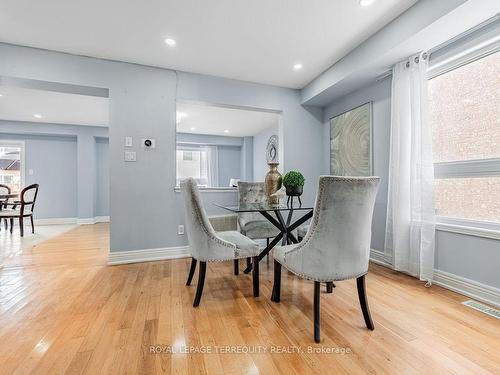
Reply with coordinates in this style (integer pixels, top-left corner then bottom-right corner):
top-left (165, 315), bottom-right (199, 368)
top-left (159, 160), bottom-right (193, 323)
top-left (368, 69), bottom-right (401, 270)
top-left (462, 300), bottom-right (500, 319)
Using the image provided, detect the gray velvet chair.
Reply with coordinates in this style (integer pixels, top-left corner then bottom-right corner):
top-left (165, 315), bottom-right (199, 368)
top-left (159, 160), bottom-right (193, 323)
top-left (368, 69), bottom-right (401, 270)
top-left (237, 181), bottom-right (280, 270)
top-left (271, 176), bottom-right (380, 342)
top-left (297, 224), bottom-right (309, 241)
top-left (180, 178), bottom-right (261, 307)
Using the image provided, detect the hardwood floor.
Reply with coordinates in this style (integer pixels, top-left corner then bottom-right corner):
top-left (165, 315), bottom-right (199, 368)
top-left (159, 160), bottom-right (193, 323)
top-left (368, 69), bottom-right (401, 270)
top-left (0, 224), bottom-right (499, 374)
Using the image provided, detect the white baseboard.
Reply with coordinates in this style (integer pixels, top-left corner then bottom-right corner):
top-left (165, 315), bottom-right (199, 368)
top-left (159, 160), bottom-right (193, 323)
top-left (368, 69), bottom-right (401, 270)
top-left (433, 270), bottom-right (500, 308)
top-left (77, 216), bottom-right (110, 225)
top-left (369, 249), bottom-right (393, 267)
top-left (5, 216), bottom-right (110, 226)
top-left (35, 217), bottom-right (77, 225)
top-left (5, 217), bottom-right (77, 226)
top-left (108, 246), bottom-right (190, 265)
top-left (369, 249), bottom-right (500, 308)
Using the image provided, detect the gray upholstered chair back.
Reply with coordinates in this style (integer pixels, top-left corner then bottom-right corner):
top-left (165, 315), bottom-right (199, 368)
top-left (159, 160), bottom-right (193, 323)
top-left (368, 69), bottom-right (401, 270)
top-left (180, 178), bottom-right (217, 259)
top-left (237, 181), bottom-right (266, 223)
top-left (290, 176), bottom-right (380, 281)
top-left (180, 178), bottom-right (240, 261)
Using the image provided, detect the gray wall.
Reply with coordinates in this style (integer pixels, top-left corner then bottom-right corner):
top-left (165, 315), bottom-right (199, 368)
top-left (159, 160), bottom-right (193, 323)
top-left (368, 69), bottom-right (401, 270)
top-left (217, 146), bottom-right (241, 187)
top-left (95, 137), bottom-right (109, 217)
top-left (253, 125), bottom-right (279, 181)
top-left (0, 132), bottom-right (77, 219)
top-left (323, 78), bottom-right (391, 252)
top-left (0, 43), bottom-right (324, 252)
top-left (322, 77), bottom-right (500, 289)
top-left (0, 120), bottom-right (109, 219)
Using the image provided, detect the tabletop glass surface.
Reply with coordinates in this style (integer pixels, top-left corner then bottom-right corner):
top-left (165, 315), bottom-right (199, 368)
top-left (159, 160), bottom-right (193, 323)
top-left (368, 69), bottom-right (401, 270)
top-left (215, 201), bottom-right (313, 213)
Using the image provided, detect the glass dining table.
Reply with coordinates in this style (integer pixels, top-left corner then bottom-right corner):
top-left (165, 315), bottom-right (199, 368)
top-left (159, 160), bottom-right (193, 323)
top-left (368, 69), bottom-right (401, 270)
top-left (215, 201), bottom-right (313, 273)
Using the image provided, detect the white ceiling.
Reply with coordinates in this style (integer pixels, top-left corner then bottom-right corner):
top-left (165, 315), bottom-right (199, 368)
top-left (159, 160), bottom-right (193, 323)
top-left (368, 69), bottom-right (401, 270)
top-left (0, 86), bottom-right (109, 126)
top-left (0, 0), bottom-right (418, 89)
top-left (176, 102), bottom-right (279, 137)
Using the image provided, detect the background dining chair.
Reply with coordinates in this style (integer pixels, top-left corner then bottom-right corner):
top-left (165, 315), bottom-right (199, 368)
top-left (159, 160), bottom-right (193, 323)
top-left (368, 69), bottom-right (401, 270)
top-left (180, 178), bottom-right (261, 307)
top-left (271, 176), bottom-right (380, 343)
top-left (297, 224), bottom-right (309, 241)
top-left (237, 181), bottom-right (280, 271)
top-left (0, 184), bottom-right (11, 230)
top-left (0, 184), bottom-right (39, 237)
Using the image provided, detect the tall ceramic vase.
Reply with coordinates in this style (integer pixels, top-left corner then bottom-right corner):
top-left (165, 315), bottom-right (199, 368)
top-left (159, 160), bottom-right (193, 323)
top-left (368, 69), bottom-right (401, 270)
top-left (265, 162), bottom-right (282, 204)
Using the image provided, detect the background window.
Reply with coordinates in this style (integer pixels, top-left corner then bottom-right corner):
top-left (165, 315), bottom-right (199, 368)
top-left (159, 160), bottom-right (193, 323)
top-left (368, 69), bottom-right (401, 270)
top-left (429, 50), bottom-right (500, 226)
top-left (176, 148), bottom-right (209, 187)
top-left (0, 144), bottom-right (23, 193)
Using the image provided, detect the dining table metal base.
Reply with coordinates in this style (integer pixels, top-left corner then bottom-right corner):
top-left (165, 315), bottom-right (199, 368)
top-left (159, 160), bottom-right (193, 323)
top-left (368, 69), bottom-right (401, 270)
top-left (243, 208), bottom-right (313, 274)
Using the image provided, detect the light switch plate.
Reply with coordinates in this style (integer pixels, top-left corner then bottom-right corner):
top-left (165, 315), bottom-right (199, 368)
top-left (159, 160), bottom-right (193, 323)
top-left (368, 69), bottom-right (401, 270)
top-left (124, 151), bottom-right (136, 162)
top-left (125, 136), bottom-right (133, 147)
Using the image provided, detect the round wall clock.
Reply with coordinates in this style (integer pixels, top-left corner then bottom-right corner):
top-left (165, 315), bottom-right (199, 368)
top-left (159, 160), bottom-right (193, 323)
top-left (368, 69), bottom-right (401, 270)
top-left (266, 135), bottom-right (279, 163)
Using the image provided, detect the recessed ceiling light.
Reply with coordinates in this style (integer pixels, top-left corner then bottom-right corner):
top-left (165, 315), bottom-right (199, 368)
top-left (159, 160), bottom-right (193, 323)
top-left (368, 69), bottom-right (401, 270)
top-left (359, 0), bottom-right (375, 6)
top-left (33, 114), bottom-right (42, 119)
top-left (164, 38), bottom-right (176, 46)
top-left (0, 93), bottom-right (3, 97)
top-left (224, 129), bottom-right (229, 133)
top-left (190, 127), bottom-right (196, 131)
top-left (293, 63), bottom-right (303, 71)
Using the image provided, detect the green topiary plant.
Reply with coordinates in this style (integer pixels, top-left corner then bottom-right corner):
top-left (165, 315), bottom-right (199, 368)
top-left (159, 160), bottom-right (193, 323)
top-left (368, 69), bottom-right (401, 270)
top-left (282, 171), bottom-right (305, 188)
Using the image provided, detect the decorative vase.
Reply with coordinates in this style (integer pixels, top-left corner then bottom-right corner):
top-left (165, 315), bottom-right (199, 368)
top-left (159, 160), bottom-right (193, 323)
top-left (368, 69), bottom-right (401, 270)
top-left (265, 162), bottom-right (282, 204)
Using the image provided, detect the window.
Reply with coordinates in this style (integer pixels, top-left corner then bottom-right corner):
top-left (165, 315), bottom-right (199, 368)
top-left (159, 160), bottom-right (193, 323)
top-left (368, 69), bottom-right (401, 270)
top-left (0, 142), bottom-right (24, 193)
top-left (428, 50), bottom-right (500, 230)
top-left (176, 147), bottom-right (210, 187)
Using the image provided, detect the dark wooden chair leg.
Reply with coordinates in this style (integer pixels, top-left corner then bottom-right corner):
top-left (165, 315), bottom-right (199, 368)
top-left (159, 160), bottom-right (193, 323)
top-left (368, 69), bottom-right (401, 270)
top-left (19, 218), bottom-right (24, 237)
top-left (30, 216), bottom-right (35, 233)
top-left (246, 257), bottom-right (251, 269)
top-left (10, 218), bottom-right (13, 233)
top-left (252, 256), bottom-right (259, 297)
top-left (193, 261), bottom-right (207, 307)
top-left (186, 258), bottom-right (197, 286)
top-left (271, 260), bottom-right (281, 302)
top-left (233, 259), bottom-right (239, 275)
top-left (314, 281), bottom-right (321, 343)
top-left (357, 275), bottom-right (374, 330)
top-left (326, 282), bottom-right (335, 293)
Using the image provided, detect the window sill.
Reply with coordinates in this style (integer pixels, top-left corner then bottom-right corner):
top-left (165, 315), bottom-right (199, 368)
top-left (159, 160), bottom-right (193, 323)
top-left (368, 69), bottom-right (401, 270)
top-left (174, 187), bottom-right (238, 193)
top-left (436, 222), bottom-right (500, 240)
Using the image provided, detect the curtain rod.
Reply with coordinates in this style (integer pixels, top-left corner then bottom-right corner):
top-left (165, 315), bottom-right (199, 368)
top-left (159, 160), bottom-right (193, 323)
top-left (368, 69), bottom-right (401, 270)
top-left (375, 13), bottom-right (499, 82)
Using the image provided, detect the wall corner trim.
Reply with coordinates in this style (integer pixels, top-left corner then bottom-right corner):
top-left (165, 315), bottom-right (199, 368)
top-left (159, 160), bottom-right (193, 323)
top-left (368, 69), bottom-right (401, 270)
top-left (108, 246), bottom-right (190, 265)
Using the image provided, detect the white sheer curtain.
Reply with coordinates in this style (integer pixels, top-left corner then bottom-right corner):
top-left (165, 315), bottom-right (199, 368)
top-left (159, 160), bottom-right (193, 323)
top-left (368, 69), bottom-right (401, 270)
top-left (385, 52), bottom-right (435, 284)
top-left (205, 146), bottom-right (219, 187)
